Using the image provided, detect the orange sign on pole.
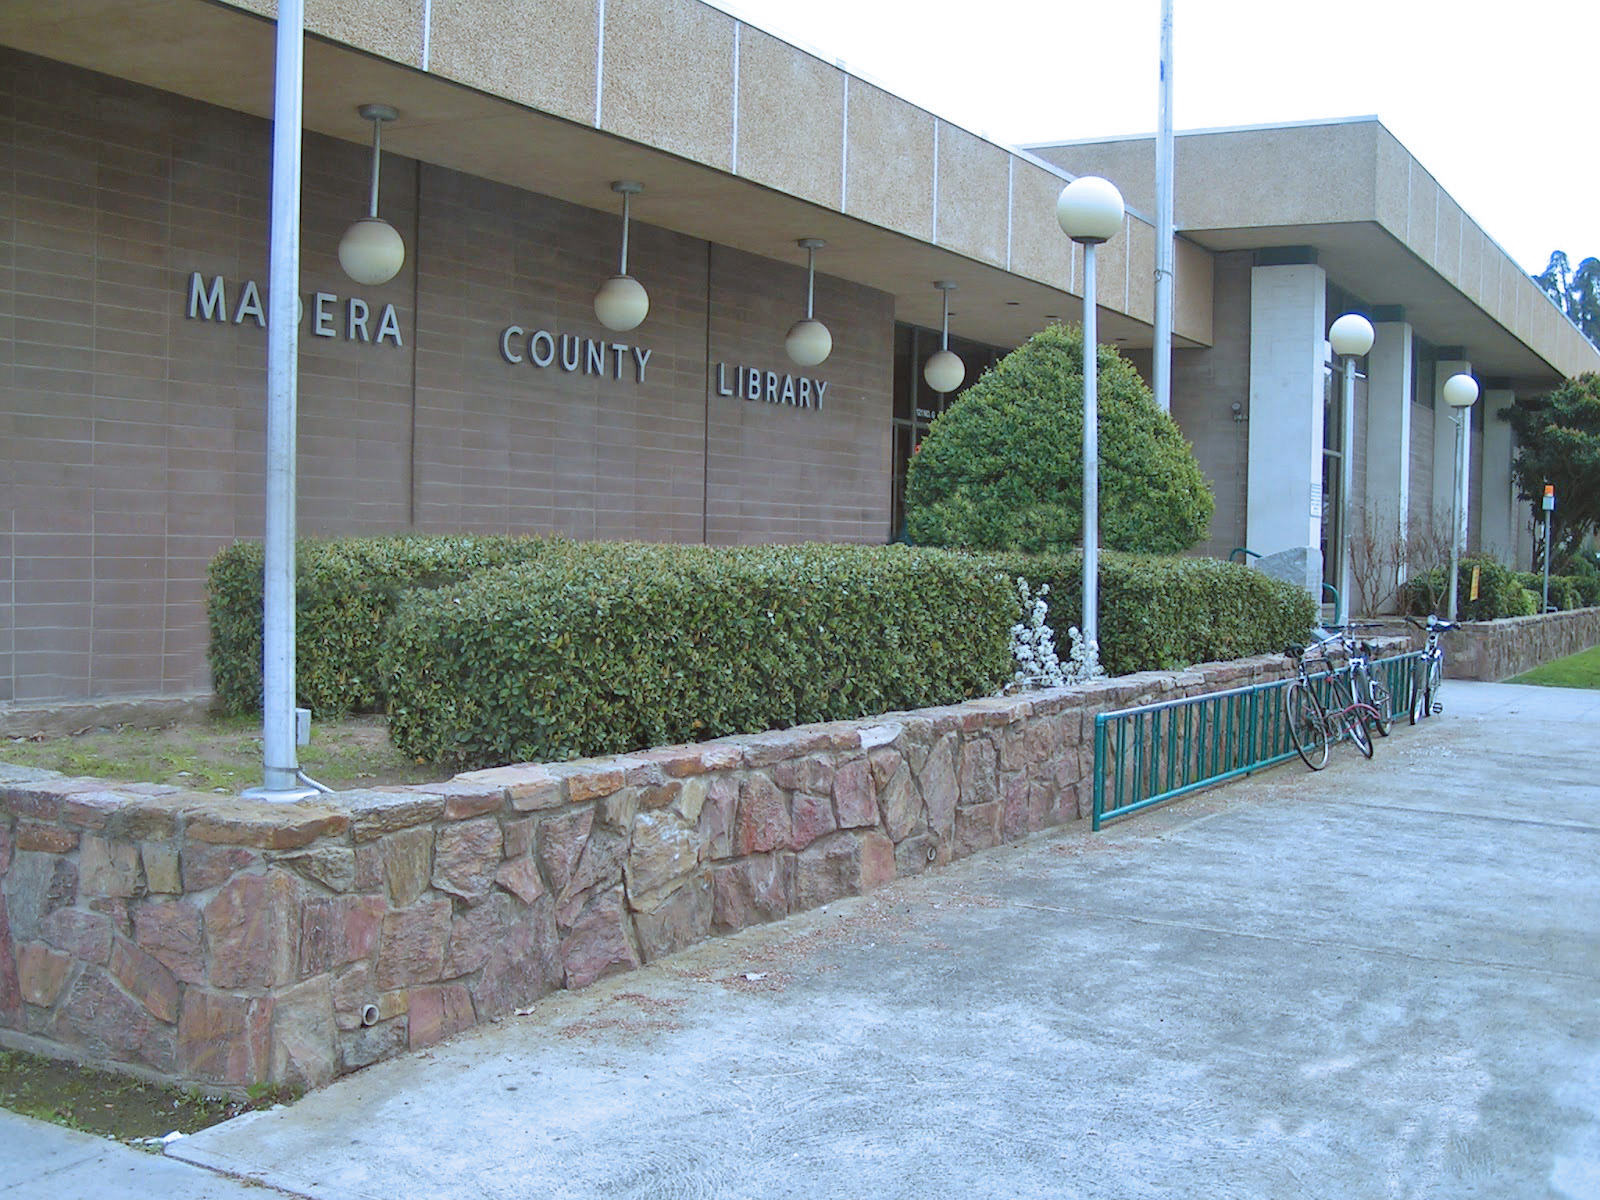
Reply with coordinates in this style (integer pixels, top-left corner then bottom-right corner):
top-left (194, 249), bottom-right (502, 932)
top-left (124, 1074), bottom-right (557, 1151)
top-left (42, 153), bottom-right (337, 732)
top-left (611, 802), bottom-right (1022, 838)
top-left (1470, 565), bottom-right (1481, 602)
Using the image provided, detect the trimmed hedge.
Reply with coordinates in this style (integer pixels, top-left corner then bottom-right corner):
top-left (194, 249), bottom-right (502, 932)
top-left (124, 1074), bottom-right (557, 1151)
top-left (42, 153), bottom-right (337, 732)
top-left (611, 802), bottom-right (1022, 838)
top-left (978, 550), bottom-right (1317, 675)
top-left (207, 535), bottom-right (564, 717)
top-left (1513, 572), bottom-right (1599, 612)
top-left (209, 535), bottom-right (1321, 766)
top-left (380, 544), bottom-right (1017, 768)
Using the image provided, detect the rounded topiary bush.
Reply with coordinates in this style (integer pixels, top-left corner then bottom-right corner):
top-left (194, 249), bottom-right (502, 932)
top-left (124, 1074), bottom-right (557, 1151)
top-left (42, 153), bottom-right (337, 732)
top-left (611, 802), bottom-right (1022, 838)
top-left (904, 323), bottom-right (1214, 554)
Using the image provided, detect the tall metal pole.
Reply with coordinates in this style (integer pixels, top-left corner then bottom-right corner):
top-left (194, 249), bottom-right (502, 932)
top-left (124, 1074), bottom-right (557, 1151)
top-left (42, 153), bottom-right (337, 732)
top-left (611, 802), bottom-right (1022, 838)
top-left (1447, 413), bottom-right (1463, 621)
top-left (1541, 486), bottom-right (1554, 612)
top-left (1338, 353), bottom-right (1355, 625)
top-left (1083, 242), bottom-right (1100, 653)
top-left (1152, 0), bottom-right (1175, 413)
top-left (244, 0), bottom-right (316, 803)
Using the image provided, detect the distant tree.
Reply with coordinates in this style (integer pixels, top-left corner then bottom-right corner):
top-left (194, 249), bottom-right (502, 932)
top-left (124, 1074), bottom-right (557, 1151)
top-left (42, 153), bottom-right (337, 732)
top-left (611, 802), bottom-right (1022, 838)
top-left (1532, 251), bottom-right (1600, 350)
top-left (1498, 373), bottom-right (1600, 569)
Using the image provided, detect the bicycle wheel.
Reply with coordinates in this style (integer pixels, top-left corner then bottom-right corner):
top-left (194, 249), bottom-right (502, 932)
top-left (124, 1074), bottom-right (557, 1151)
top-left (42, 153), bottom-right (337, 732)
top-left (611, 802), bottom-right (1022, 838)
top-left (1285, 681), bottom-right (1330, 770)
top-left (1366, 674), bottom-right (1393, 737)
top-left (1327, 673), bottom-right (1373, 758)
top-left (1409, 656), bottom-right (1430, 724)
top-left (1426, 657), bottom-right (1443, 716)
top-left (1347, 706), bottom-right (1375, 757)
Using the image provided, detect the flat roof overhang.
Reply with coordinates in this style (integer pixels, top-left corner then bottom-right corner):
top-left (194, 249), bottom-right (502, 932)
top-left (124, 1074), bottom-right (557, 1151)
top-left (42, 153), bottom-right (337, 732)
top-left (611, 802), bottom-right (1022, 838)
top-left (1028, 119), bottom-right (1600, 391)
top-left (0, 0), bottom-right (1206, 355)
top-left (1186, 220), bottom-right (1567, 389)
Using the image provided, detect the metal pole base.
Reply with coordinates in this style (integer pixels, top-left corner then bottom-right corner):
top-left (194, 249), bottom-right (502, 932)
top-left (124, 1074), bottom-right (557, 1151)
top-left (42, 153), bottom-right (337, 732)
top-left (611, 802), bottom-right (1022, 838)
top-left (240, 784), bottom-right (323, 804)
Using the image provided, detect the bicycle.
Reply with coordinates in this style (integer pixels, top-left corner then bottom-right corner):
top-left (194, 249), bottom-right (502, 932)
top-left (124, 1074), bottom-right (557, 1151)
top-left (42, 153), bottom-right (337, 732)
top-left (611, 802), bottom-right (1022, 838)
top-left (1283, 638), bottom-right (1381, 770)
top-left (1405, 615), bottom-right (1459, 724)
top-left (1332, 623), bottom-right (1394, 738)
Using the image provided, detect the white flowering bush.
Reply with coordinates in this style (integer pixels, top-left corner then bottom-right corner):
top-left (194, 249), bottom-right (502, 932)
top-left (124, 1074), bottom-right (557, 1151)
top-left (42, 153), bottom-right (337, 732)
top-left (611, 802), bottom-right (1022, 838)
top-left (1008, 577), bottom-right (1104, 691)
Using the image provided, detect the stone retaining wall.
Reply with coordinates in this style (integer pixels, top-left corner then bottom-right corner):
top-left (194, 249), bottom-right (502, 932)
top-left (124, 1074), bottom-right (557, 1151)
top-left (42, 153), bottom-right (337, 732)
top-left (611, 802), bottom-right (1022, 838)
top-left (1443, 607), bottom-right (1600, 681)
top-left (1, 655), bottom-right (1297, 1091)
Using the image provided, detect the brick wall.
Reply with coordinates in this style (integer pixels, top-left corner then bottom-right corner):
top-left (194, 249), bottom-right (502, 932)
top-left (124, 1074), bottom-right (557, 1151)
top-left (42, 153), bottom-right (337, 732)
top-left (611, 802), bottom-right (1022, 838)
top-left (0, 48), bottom-right (896, 708)
top-left (1171, 251), bottom-right (1252, 559)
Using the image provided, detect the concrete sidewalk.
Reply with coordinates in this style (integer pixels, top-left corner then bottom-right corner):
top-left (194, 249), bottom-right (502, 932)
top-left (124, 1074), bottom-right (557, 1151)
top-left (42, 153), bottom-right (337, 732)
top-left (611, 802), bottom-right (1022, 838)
top-left (0, 1109), bottom-right (302, 1198)
top-left (13, 680), bottom-right (1600, 1198)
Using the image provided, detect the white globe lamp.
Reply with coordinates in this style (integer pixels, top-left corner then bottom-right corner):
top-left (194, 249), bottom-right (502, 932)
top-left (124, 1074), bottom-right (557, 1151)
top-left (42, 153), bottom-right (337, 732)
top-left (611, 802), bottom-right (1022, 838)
top-left (923, 348), bottom-right (965, 394)
top-left (1329, 313), bottom-right (1375, 358)
top-left (339, 105), bottom-right (406, 287)
top-left (594, 273), bottom-right (649, 332)
top-left (1056, 176), bottom-right (1126, 244)
top-left (785, 318), bottom-right (832, 368)
top-left (338, 216), bottom-right (406, 286)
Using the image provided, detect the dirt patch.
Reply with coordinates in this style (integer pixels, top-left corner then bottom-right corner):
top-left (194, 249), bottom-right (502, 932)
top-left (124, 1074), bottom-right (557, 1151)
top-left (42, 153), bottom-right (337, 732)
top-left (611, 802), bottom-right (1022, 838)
top-left (2, 713), bottom-right (455, 792)
top-left (0, 1047), bottom-right (290, 1142)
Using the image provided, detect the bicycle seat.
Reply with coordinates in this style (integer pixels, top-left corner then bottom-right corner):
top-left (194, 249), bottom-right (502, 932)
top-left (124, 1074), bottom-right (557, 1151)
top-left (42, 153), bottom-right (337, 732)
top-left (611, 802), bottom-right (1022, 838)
top-left (1428, 617), bottom-right (1460, 631)
top-left (1285, 642), bottom-right (1305, 657)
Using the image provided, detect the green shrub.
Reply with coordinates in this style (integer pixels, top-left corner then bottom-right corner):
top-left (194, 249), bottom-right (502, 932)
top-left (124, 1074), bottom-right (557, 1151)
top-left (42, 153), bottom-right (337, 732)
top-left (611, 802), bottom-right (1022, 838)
top-left (976, 550), bottom-right (1317, 675)
top-left (207, 535), bottom-right (565, 717)
top-left (1403, 554), bottom-right (1538, 619)
top-left (1514, 572), bottom-right (1594, 611)
top-left (380, 544), bottom-right (1017, 768)
top-left (904, 324), bottom-right (1214, 554)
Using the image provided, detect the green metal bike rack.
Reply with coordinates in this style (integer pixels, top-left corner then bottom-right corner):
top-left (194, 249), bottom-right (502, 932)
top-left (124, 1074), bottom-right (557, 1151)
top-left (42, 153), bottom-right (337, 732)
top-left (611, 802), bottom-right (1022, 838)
top-left (1091, 651), bottom-right (1426, 830)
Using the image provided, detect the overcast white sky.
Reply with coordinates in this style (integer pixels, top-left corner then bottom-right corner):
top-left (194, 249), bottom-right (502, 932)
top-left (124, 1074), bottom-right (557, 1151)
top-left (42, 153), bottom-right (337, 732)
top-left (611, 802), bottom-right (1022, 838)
top-left (705, 0), bottom-right (1595, 277)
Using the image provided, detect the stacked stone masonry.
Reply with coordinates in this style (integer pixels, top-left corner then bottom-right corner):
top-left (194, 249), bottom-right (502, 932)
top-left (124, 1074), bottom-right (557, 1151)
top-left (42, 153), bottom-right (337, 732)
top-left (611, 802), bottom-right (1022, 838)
top-left (0, 655), bottom-right (1306, 1091)
top-left (1442, 607), bottom-right (1600, 682)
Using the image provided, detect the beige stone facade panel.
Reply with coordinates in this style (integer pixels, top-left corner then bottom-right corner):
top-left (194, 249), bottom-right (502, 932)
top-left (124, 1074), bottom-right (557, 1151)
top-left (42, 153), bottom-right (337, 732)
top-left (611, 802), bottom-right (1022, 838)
top-left (734, 26), bottom-right (844, 210)
top-left (1494, 252), bottom-right (1518, 332)
top-left (1053, 122), bottom-right (1379, 234)
top-left (1174, 239), bottom-right (1214, 346)
top-left (1433, 192), bottom-right (1464, 290)
top-left (1007, 162), bottom-right (1071, 293)
top-left (1123, 218), bottom-right (1156, 323)
top-left (1095, 221), bottom-right (1132, 316)
top-left (601, 0), bottom-right (735, 170)
top-left (1406, 165), bottom-right (1438, 272)
top-left (429, 0), bottom-right (599, 126)
top-left (933, 123), bottom-right (1008, 265)
top-left (222, 0), bottom-right (425, 66)
top-left (843, 79), bottom-right (934, 242)
top-left (1372, 125), bottom-right (1410, 237)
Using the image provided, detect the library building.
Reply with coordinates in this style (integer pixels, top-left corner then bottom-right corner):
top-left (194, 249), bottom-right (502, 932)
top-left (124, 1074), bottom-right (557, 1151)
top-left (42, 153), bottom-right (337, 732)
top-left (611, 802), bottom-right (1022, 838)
top-left (2, 0), bottom-right (1596, 714)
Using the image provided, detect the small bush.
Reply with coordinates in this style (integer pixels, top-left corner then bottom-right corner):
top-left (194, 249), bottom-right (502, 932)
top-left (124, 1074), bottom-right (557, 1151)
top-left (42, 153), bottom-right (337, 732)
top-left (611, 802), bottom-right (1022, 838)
top-left (1513, 573), bottom-right (1596, 612)
top-left (974, 550), bottom-right (1317, 676)
top-left (1403, 554), bottom-right (1538, 619)
top-left (380, 544), bottom-right (1017, 768)
top-left (207, 536), bottom-right (564, 717)
top-left (904, 324), bottom-right (1214, 554)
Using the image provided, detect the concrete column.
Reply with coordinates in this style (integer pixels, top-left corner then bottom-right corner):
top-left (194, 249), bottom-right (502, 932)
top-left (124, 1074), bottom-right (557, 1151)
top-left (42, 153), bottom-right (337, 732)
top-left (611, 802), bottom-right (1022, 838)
top-left (1479, 388), bottom-right (1518, 564)
top-left (1364, 321), bottom-right (1412, 594)
top-left (1246, 262), bottom-right (1326, 594)
top-left (1431, 358), bottom-right (1472, 554)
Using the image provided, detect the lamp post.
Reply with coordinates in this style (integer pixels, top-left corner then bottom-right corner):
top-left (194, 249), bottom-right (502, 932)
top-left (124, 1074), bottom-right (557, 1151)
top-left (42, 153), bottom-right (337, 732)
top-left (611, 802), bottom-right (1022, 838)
top-left (1328, 313), bottom-right (1374, 625)
top-left (1442, 372), bottom-right (1480, 621)
top-left (243, 0), bottom-right (318, 802)
top-left (1056, 176), bottom-right (1125, 658)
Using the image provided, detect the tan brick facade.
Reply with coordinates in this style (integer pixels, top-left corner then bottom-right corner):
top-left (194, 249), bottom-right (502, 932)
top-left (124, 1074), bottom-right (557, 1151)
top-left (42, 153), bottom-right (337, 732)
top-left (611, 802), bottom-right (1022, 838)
top-left (0, 49), bottom-right (895, 706)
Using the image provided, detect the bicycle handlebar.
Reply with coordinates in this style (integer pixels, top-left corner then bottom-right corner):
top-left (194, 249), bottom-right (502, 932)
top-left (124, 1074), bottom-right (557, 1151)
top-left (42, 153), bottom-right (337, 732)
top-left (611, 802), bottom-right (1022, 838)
top-left (1404, 615), bottom-right (1460, 632)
